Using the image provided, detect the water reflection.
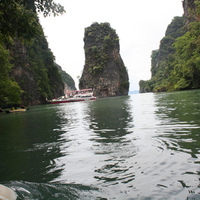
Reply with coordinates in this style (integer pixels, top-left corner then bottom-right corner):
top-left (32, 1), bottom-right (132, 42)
top-left (86, 96), bottom-right (137, 188)
top-left (2, 91), bottom-right (200, 199)
top-left (50, 96), bottom-right (138, 190)
top-left (0, 105), bottom-right (65, 182)
top-left (89, 95), bottom-right (133, 142)
top-left (151, 90), bottom-right (200, 197)
top-left (154, 90), bottom-right (200, 158)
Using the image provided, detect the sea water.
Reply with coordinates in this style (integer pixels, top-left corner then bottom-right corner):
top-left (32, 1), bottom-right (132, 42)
top-left (1, 90), bottom-right (200, 199)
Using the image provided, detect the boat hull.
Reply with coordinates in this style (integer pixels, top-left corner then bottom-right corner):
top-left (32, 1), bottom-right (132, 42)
top-left (48, 89), bottom-right (97, 104)
top-left (48, 97), bottom-right (96, 104)
top-left (6, 109), bottom-right (26, 113)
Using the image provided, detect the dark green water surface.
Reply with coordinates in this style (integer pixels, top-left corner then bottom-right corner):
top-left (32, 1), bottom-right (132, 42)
top-left (1, 90), bottom-right (200, 199)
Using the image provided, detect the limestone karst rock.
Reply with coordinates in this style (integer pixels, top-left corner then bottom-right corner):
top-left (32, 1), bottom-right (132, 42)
top-left (55, 63), bottom-right (77, 91)
top-left (139, 0), bottom-right (200, 93)
top-left (79, 22), bottom-right (129, 97)
top-left (183, 0), bottom-right (196, 23)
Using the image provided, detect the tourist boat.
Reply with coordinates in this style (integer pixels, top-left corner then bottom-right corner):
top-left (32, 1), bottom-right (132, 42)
top-left (48, 89), bottom-right (96, 104)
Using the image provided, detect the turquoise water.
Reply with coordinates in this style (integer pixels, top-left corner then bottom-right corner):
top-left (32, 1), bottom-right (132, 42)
top-left (1, 90), bottom-right (200, 199)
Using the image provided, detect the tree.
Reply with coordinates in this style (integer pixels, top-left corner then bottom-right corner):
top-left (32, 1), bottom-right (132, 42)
top-left (172, 21), bottom-right (200, 90)
top-left (0, 0), bottom-right (65, 41)
top-left (169, 0), bottom-right (200, 90)
top-left (139, 16), bottom-right (186, 93)
top-left (0, 39), bottom-right (21, 107)
top-left (0, 0), bottom-right (65, 106)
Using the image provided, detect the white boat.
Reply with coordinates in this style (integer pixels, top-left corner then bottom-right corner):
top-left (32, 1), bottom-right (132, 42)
top-left (48, 89), bottom-right (96, 104)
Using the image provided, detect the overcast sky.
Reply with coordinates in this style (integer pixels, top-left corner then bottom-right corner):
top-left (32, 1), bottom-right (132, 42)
top-left (39, 0), bottom-right (184, 91)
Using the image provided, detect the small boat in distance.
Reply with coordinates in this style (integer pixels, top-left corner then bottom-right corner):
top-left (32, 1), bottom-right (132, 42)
top-left (48, 89), bottom-right (96, 104)
top-left (6, 108), bottom-right (26, 113)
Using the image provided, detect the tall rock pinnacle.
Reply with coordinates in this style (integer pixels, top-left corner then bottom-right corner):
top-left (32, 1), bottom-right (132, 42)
top-left (79, 22), bottom-right (129, 97)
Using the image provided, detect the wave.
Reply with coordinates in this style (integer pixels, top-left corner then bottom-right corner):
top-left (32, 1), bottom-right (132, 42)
top-left (2, 181), bottom-right (106, 200)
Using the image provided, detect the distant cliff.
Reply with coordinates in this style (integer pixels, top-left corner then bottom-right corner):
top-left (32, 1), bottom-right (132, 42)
top-left (55, 63), bottom-right (77, 92)
top-left (139, 0), bottom-right (200, 93)
top-left (79, 22), bottom-right (129, 97)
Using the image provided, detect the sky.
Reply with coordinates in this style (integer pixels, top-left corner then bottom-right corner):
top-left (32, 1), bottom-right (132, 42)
top-left (39, 0), bottom-right (184, 91)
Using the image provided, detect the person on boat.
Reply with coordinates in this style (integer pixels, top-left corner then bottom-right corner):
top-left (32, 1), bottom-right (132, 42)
top-left (0, 108), bottom-right (3, 112)
top-left (11, 107), bottom-right (15, 110)
top-left (21, 105), bottom-right (25, 109)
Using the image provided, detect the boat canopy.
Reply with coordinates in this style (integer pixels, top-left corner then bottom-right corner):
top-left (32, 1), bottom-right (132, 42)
top-left (65, 88), bottom-right (93, 94)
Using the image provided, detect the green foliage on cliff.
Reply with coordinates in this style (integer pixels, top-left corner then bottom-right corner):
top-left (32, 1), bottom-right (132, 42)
top-left (84, 22), bottom-right (119, 75)
top-left (55, 63), bottom-right (77, 91)
top-left (0, 0), bottom-right (67, 106)
top-left (59, 70), bottom-right (76, 90)
top-left (120, 81), bottom-right (129, 93)
top-left (80, 22), bottom-right (129, 97)
top-left (140, 0), bottom-right (200, 93)
top-left (25, 32), bottom-right (64, 102)
top-left (139, 16), bottom-right (186, 93)
top-left (0, 39), bottom-right (21, 107)
top-left (170, 1), bottom-right (200, 90)
top-left (0, 0), bottom-right (65, 41)
top-left (171, 24), bottom-right (200, 90)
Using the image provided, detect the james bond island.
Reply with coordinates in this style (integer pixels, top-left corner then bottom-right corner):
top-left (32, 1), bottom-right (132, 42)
top-left (79, 22), bottom-right (129, 98)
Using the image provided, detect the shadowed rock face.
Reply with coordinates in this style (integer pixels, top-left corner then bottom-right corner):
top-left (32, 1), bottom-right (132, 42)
top-left (9, 36), bottom-right (65, 105)
top-left (79, 22), bottom-right (129, 98)
top-left (183, 0), bottom-right (197, 24)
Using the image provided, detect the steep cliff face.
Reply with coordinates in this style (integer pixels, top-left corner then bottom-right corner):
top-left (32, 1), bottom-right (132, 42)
top-left (0, 0), bottom-right (69, 107)
top-left (9, 40), bottom-right (40, 105)
top-left (183, 0), bottom-right (196, 23)
top-left (8, 31), bottom-right (65, 105)
top-left (139, 0), bottom-right (200, 93)
top-left (79, 22), bottom-right (129, 97)
top-left (139, 16), bottom-right (186, 93)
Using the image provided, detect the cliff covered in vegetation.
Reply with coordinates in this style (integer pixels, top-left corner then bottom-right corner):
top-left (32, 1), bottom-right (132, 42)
top-left (0, 0), bottom-right (75, 107)
top-left (139, 0), bottom-right (200, 93)
top-left (55, 63), bottom-right (77, 92)
top-left (8, 32), bottom-right (65, 105)
top-left (79, 22), bottom-right (129, 97)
